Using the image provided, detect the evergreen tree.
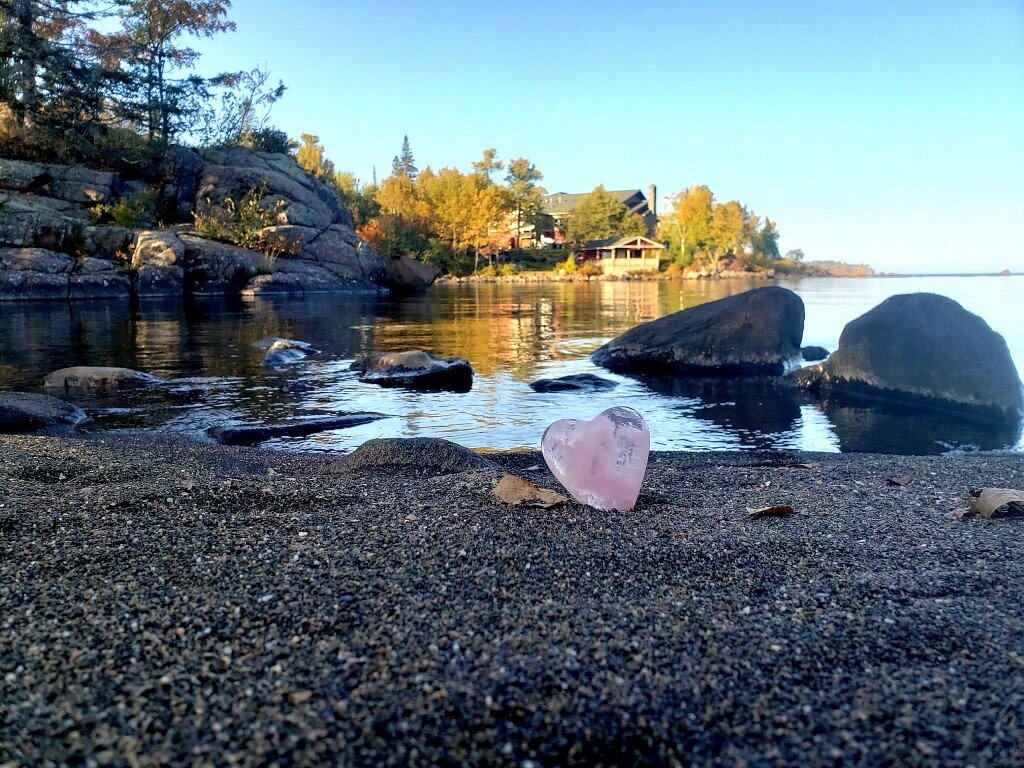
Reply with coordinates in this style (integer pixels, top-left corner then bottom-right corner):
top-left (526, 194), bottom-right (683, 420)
top-left (102, 0), bottom-right (235, 144)
top-left (0, 0), bottom-right (117, 131)
top-left (391, 134), bottom-right (417, 181)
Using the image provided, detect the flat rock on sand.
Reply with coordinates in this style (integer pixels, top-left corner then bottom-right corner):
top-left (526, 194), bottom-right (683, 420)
top-left (0, 434), bottom-right (1022, 766)
top-left (338, 436), bottom-right (495, 475)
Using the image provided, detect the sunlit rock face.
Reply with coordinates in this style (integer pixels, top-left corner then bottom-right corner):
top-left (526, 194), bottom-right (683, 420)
top-left (792, 293), bottom-right (1024, 423)
top-left (541, 406), bottom-right (650, 512)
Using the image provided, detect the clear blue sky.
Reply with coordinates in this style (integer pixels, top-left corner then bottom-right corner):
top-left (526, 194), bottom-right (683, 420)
top-left (199, 0), bottom-right (1024, 274)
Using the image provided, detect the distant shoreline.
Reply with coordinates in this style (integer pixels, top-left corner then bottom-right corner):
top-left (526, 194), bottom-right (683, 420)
top-left (438, 269), bottom-right (1019, 285)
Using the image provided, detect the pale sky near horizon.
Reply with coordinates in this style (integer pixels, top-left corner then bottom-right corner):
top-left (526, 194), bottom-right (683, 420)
top-left (198, 0), bottom-right (1024, 274)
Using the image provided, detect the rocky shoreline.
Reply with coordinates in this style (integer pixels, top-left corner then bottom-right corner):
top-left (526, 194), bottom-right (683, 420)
top-left (0, 148), bottom-right (438, 302)
top-left (1, 432), bottom-right (1022, 766)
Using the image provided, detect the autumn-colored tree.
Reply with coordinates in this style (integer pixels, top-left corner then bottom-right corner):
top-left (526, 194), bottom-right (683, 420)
top-left (564, 185), bottom-right (647, 246)
top-left (333, 171), bottom-right (379, 226)
top-left (659, 185), bottom-right (714, 265)
top-left (660, 184), bottom-right (788, 271)
top-left (471, 147), bottom-right (503, 182)
top-left (504, 157), bottom-right (544, 251)
top-left (294, 132), bottom-right (334, 180)
top-left (371, 170), bottom-right (433, 258)
top-left (709, 199), bottom-right (747, 259)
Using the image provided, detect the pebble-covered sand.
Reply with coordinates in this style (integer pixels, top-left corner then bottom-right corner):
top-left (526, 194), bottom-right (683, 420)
top-left (1, 434), bottom-right (1022, 767)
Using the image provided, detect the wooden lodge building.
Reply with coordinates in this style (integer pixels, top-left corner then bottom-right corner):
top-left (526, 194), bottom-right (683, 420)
top-left (576, 235), bottom-right (666, 275)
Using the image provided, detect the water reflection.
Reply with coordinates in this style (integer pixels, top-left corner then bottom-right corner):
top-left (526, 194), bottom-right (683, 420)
top-left (0, 275), bottom-right (1021, 454)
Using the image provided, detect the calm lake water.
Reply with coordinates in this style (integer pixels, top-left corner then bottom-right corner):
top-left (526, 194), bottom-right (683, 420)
top-left (0, 275), bottom-right (1021, 454)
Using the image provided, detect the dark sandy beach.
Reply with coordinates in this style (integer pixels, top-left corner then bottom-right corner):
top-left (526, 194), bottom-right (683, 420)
top-left (1, 434), bottom-right (1022, 767)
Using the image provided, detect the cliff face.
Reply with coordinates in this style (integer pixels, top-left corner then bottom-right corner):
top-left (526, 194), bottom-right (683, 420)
top-left (0, 146), bottom-right (430, 301)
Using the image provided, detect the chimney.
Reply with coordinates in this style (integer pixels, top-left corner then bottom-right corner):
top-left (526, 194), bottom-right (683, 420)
top-left (648, 184), bottom-right (657, 217)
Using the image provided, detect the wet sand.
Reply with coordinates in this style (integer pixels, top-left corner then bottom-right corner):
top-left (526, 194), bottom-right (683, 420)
top-left (1, 434), bottom-right (1022, 766)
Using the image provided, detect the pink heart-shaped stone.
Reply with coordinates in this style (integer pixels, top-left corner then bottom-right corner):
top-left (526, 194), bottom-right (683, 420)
top-left (541, 406), bottom-right (650, 511)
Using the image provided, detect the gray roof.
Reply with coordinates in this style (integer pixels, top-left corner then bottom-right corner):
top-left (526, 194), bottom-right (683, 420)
top-left (581, 235), bottom-right (666, 250)
top-left (543, 189), bottom-right (646, 215)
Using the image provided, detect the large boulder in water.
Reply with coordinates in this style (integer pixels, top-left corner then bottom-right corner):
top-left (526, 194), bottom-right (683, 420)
top-left (792, 293), bottom-right (1024, 422)
top-left (592, 286), bottom-right (805, 376)
top-left (382, 255), bottom-right (442, 292)
top-left (351, 350), bottom-right (474, 392)
top-left (0, 392), bottom-right (86, 433)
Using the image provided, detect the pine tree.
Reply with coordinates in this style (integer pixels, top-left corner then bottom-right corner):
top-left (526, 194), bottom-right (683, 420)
top-left (102, 0), bottom-right (235, 144)
top-left (391, 134), bottom-right (417, 181)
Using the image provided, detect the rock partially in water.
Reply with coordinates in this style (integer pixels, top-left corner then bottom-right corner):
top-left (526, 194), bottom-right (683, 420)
top-left (592, 286), bottom-right (805, 376)
top-left (0, 392), bottom-right (86, 433)
top-left (340, 437), bottom-right (494, 475)
top-left (43, 366), bottom-right (163, 395)
top-left (258, 338), bottom-right (319, 368)
top-left (530, 373), bottom-right (618, 393)
top-left (801, 345), bottom-right (830, 362)
top-left (382, 254), bottom-right (442, 293)
top-left (351, 350), bottom-right (474, 392)
top-left (792, 293), bottom-right (1024, 422)
top-left (810, 393), bottom-right (1023, 454)
top-left (208, 413), bottom-right (388, 446)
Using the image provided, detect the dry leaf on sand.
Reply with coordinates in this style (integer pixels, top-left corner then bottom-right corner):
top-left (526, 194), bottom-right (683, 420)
top-left (492, 473), bottom-right (567, 508)
top-left (968, 488), bottom-right (1024, 519)
top-left (747, 505), bottom-right (796, 519)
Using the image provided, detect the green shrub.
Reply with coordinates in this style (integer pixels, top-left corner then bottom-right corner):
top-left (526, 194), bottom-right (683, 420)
top-left (193, 185), bottom-right (293, 257)
top-left (234, 127), bottom-right (293, 154)
top-left (90, 190), bottom-right (157, 228)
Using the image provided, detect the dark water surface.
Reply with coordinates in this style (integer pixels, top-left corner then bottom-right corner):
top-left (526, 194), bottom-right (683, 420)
top-left (0, 275), bottom-right (1021, 454)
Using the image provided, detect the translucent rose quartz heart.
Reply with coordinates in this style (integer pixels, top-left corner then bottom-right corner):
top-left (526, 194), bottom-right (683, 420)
top-left (541, 406), bottom-right (650, 512)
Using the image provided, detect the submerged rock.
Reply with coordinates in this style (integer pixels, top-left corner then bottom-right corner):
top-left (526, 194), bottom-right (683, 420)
top-left (592, 286), bottom-right (805, 376)
top-left (208, 413), bottom-right (388, 446)
top-left (351, 350), bottom-right (474, 392)
top-left (801, 346), bottom-right (830, 362)
top-left (43, 366), bottom-right (163, 395)
top-left (257, 338), bottom-right (319, 368)
top-left (340, 437), bottom-right (494, 475)
top-left (792, 293), bottom-right (1024, 422)
top-left (530, 373), bottom-right (618, 393)
top-left (0, 392), bottom-right (86, 433)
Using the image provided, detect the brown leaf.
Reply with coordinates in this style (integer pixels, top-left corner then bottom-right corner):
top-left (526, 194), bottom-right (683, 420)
top-left (747, 505), bottom-right (795, 519)
top-left (290, 690), bottom-right (314, 705)
top-left (492, 474), bottom-right (567, 508)
top-left (887, 475), bottom-right (913, 487)
top-left (969, 488), bottom-right (1024, 519)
